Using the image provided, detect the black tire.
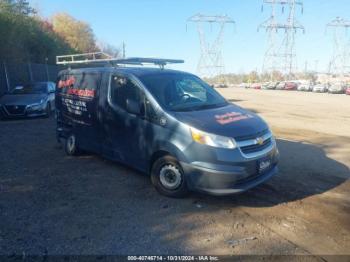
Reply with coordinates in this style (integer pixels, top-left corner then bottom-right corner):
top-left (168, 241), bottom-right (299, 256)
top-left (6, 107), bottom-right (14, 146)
top-left (45, 104), bottom-right (51, 118)
top-left (65, 134), bottom-right (80, 156)
top-left (151, 155), bottom-right (188, 198)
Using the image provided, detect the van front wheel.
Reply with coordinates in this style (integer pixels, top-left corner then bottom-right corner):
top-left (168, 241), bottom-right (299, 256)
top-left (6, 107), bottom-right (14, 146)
top-left (65, 134), bottom-right (80, 156)
top-left (151, 156), bottom-right (188, 198)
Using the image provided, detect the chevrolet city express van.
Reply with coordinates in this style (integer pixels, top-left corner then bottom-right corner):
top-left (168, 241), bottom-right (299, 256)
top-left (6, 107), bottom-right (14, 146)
top-left (56, 66), bottom-right (279, 197)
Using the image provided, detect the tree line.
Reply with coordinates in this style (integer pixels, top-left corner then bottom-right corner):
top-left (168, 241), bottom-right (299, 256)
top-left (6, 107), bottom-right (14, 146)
top-left (0, 0), bottom-right (119, 65)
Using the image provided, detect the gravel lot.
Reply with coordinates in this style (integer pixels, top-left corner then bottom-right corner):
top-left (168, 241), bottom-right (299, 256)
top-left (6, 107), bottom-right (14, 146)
top-left (0, 89), bottom-right (349, 259)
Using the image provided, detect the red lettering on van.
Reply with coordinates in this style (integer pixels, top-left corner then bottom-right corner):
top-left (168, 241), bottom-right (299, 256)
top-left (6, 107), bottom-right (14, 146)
top-left (215, 112), bottom-right (254, 125)
top-left (58, 76), bottom-right (76, 88)
top-left (67, 88), bottom-right (95, 98)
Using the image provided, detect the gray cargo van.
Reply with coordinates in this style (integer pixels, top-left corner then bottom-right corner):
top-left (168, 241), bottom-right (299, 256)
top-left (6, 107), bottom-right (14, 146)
top-left (55, 57), bottom-right (279, 197)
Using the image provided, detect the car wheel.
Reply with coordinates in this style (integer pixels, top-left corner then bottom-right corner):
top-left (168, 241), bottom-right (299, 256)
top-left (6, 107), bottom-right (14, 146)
top-left (151, 155), bottom-right (188, 198)
top-left (65, 134), bottom-right (80, 156)
top-left (45, 104), bottom-right (51, 118)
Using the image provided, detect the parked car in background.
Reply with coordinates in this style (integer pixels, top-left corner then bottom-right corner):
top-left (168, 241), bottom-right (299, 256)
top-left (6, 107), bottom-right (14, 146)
top-left (284, 82), bottom-right (298, 91)
top-left (268, 82), bottom-right (279, 90)
top-left (261, 82), bottom-right (269, 90)
top-left (346, 86), bottom-right (350, 95)
top-left (251, 83), bottom-right (262, 89)
top-left (312, 83), bottom-right (328, 93)
top-left (275, 81), bottom-right (286, 90)
top-left (328, 83), bottom-right (346, 94)
top-left (0, 82), bottom-right (55, 119)
top-left (214, 83), bottom-right (228, 88)
top-left (261, 82), bottom-right (278, 90)
top-left (297, 82), bottom-right (313, 92)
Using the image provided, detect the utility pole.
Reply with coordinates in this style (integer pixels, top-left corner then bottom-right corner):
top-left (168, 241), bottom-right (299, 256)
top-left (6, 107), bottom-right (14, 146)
top-left (259, 0), bottom-right (305, 80)
top-left (187, 14), bottom-right (235, 81)
top-left (45, 57), bottom-right (49, 81)
top-left (326, 17), bottom-right (350, 77)
top-left (314, 59), bottom-right (319, 73)
top-left (28, 62), bottom-right (33, 82)
top-left (304, 60), bottom-right (308, 74)
top-left (122, 42), bottom-right (126, 59)
top-left (3, 62), bottom-right (10, 92)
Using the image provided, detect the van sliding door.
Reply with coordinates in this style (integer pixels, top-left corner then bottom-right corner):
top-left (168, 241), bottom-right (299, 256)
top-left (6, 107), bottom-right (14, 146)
top-left (102, 73), bottom-right (148, 170)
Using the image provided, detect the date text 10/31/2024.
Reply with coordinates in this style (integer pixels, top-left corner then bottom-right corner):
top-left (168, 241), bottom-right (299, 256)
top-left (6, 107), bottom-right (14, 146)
top-left (127, 256), bottom-right (219, 261)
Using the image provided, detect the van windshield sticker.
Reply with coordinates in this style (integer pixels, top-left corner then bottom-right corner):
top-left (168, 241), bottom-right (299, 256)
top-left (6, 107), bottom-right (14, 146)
top-left (215, 112), bottom-right (254, 125)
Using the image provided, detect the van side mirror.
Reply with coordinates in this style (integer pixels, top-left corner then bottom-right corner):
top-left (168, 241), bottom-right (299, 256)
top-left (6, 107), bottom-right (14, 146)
top-left (126, 99), bottom-right (141, 115)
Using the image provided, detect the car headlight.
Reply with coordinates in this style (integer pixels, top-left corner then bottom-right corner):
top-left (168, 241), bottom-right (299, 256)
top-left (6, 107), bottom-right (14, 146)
top-left (190, 127), bottom-right (236, 149)
top-left (27, 99), bottom-right (46, 110)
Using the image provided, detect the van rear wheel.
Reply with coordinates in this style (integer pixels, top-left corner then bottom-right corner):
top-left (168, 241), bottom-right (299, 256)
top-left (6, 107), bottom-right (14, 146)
top-left (65, 134), bottom-right (80, 156)
top-left (151, 155), bottom-right (188, 198)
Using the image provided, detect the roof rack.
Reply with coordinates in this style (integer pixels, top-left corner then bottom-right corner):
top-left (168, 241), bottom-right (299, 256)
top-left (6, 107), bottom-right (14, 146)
top-left (56, 52), bottom-right (184, 69)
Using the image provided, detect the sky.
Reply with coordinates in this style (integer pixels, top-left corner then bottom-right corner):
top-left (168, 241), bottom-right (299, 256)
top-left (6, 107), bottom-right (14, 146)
top-left (30, 0), bottom-right (350, 74)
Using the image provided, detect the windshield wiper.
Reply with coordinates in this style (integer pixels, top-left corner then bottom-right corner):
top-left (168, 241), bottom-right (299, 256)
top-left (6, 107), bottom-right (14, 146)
top-left (192, 102), bottom-right (227, 111)
top-left (171, 102), bottom-right (227, 112)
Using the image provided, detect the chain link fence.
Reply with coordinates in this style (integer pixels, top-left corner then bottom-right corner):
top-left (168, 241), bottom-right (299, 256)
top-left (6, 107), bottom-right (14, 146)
top-left (0, 61), bottom-right (63, 96)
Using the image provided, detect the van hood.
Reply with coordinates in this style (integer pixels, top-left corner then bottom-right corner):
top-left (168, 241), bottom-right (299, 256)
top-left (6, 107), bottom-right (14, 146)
top-left (0, 94), bottom-right (47, 106)
top-left (174, 103), bottom-right (269, 139)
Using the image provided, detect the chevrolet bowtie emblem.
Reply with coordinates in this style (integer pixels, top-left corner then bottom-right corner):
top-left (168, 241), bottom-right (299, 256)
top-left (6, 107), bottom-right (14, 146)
top-left (256, 137), bottom-right (264, 145)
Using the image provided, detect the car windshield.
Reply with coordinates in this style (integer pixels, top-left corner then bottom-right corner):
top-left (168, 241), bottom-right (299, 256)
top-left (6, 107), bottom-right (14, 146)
top-left (139, 73), bottom-right (228, 112)
top-left (11, 83), bottom-right (47, 95)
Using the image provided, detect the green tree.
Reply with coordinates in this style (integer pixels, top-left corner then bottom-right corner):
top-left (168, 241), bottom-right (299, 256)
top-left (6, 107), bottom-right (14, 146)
top-left (52, 13), bottom-right (97, 53)
top-left (0, 11), bottom-right (74, 64)
top-left (0, 0), bottom-right (35, 15)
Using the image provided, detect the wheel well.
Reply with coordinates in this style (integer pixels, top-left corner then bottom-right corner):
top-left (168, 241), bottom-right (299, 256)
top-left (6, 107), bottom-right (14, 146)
top-left (149, 150), bottom-right (171, 172)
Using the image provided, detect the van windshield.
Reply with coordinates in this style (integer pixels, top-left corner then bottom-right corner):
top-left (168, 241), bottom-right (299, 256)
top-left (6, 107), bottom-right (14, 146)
top-left (139, 73), bottom-right (228, 112)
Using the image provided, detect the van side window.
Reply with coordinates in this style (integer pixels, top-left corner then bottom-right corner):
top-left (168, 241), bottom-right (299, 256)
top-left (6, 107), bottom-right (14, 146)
top-left (58, 73), bottom-right (99, 89)
top-left (70, 73), bottom-right (100, 90)
top-left (110, 75), bottom-right (141, 111)
top-left (80, 73), bottom-right (101, 90)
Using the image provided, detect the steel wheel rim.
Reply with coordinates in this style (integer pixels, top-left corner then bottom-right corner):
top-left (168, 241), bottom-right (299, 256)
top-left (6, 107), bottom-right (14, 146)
top-left (159, 164), bottom-right (182, 190)
top-left (67, 136), bottom-right (75, 153)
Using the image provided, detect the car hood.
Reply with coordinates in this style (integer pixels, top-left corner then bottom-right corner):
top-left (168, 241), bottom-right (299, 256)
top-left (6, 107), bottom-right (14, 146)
top-left (173, 103), bottom-right (269, 138)
top-left (0, 94), bottom-right (47, 105)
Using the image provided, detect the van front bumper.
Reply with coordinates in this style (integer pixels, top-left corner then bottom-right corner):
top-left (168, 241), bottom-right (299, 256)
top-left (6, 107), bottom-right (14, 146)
top-left (180, 150), bottom-right (279, 196)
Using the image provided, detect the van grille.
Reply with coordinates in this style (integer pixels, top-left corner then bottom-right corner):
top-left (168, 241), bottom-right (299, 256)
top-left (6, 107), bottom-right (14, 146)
top-left (234, 129), bottom-right (269, 142)
top-left (240, 138), bottom-right (272, 154)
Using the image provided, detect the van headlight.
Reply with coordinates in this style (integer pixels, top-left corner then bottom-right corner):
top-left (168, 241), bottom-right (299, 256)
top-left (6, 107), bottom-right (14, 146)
top-left (190, 127), bottom-right (236, 149)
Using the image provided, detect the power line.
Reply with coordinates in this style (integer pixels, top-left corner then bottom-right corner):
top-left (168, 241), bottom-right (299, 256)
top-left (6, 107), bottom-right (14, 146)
top-left (326, 17), bottom-right (350, 76)
top-left (187, 13), bottom-right (235, 79)
top-left (259, 0), bottom-right (304, 80)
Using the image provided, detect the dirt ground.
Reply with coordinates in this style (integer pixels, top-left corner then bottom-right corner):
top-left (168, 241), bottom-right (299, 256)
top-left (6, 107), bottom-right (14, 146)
top-left (0, 88), bottom-right (349, 259)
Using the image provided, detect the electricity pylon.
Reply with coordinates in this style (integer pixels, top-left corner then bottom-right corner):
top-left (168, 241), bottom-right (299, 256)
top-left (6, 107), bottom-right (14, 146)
top-left (187, 13), bottom-right (235, 79)
top-left (259, 0), bottom-right (304, 80)
top-left (326, 17), bottom-right (350, 76)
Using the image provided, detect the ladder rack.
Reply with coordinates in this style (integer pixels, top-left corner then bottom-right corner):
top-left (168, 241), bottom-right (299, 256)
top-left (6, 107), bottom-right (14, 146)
top-left (56, 52), bottom-right (184, 69)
